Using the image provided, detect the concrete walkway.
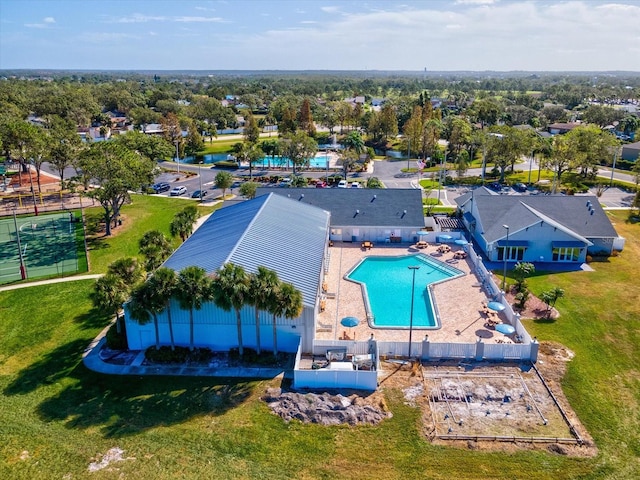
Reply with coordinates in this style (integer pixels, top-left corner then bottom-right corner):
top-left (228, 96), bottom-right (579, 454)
top-left (0, 274), bottom-right (103, 292)
top-left (82, 322), bottom-right (290, 379)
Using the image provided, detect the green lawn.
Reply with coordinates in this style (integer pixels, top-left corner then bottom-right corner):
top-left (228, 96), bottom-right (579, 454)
top-left (0, 207), bottom-right (638, 478)
top-left (85, 194), bottom-right (218, 273)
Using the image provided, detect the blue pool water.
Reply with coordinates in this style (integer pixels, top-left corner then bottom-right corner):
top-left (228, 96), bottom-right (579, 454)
top-left (184, 154), bottom-right (329, 168)
top-left (346, 254), bottom-right (463, 328)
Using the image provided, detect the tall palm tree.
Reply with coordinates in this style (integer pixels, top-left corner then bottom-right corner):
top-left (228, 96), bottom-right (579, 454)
top-left (139, 230), bottom-right (173, 272)
top-left (175, 266), bottom-right (213, 350)
top-left (147, 267), bottom-right (178, 349)
top-left (128, 280), bottom-right (165, 348)
top-left (211, 262), bottom-right (250, 356)
top-left (248, 266), bottom-right (280, 355)
top-left (267, 281), bottom-right (303, 356)
top-left (91, 273), bottom-right (129, 333)
top-left (107, 257), bottom-right (144, 287)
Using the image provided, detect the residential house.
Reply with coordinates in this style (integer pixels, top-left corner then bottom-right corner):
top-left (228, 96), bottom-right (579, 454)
top-left (547, 122), bottom-right (581, 135)
top-left (621, 141), bottom-right (640, 162)
top-left (456, 187), bottom-right (623, 265)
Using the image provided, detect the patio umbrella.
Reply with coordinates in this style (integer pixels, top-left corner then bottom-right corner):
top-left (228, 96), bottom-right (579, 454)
top-left (439, 234), bottom-right (453, 242)
top-left (487, 301), bottom-right (506, 312)
top-left (340, 316), bottom-right (360, 328)
top-left (454, 239), bottom-right (469, 246)
top-left (417, 231), bottom-right (429, 236)
top-left (496, 323), bottom-right (516, 335)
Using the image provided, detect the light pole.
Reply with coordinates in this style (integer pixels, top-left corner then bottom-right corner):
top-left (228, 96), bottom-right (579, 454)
top-left (406, 137), bottom-right (411, 171)
top-left (408, 265), bottom-right (420, 358)
top-left (502, 224), bottom-right (510, 292)
top-left (436, 150), bottom-right (446, 206)
top-left (610, 146), bottom-right (620, 188)
top-left (175, 140), bottom-right (180, 174)
top-left (13, 208), bottom-right (26, 280)
top-left (198, 163), bottom-right (203, 201)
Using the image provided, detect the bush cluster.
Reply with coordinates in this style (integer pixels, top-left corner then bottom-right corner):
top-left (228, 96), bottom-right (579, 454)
top-left (145, 346), bottom-right (214, 364)
top-left (105, 322), bottom-right (128, 350)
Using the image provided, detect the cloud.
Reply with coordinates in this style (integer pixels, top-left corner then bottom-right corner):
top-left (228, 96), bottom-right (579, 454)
top-left (25, 16), bottom-right (56, 29)
top-left (321, 6), bottom-right (341, 14)
top-left (175, 16), bottom-right (225, 23)
top-left (455, 0), bottom-right (498, 5)
top-left (110, 13), bottom-right (225, 24)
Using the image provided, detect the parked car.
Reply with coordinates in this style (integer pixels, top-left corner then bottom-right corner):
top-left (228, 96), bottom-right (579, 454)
top-left (151, 182), bottom-right (171, 194)
top-left (279, 177), bottom-right (292, 187)
top-left (488, 182), bottom-right (502, 192)
top-left (350, 182), bottom-right (360, 188)
top-left (170, 186), bottom-right (187, 196)
top-left (337, 180), bottom-right (348, 188)
top-left (513, 182), bottom-right (527, 192)
top-left (191, 189), bottom-right (207, 199)
top-left (315, 181), bottom-right (328, 188)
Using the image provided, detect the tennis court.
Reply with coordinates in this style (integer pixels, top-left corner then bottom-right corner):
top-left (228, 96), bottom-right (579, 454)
top-left (0, 212), bottom-right (84, 284)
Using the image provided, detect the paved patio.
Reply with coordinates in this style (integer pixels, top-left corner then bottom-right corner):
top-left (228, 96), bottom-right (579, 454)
top-left (316, 242), bottom-right (507, 345)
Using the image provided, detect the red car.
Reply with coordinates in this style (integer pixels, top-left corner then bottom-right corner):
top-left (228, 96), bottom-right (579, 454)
top-left (315, 181), bottom-right (328, 188)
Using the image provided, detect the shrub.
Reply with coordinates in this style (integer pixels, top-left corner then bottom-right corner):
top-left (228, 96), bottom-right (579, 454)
top-left (105, 322), bottom-right (128, 350)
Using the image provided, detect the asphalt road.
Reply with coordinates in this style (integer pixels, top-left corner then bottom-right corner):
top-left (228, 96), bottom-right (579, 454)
top-left (41, 154), bottom-right (636, 208)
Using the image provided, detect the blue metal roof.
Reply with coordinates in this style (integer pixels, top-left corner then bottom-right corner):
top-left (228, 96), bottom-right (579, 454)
top-left (163, 193), bottom-right (330, 307)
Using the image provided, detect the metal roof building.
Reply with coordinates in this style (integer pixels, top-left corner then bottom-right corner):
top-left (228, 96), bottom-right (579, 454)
top-left (164, 192), bottom-right (330, 308)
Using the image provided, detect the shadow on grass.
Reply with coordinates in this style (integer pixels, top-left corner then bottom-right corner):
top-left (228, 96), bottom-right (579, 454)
top-left (73, 306), bottom-right (112, 330)
top-left (5, 338), bottom-right (255, 437)
top-left (37, 367), bottom-right (255, 437)
top-left (3, 338), bottom-right (90, 395)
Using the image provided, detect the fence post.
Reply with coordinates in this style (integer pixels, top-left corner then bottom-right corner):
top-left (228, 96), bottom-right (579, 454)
top-left (530, 338), bottom-right (539, 362)
top-left (475, 337), bottom-right (484, 361)
top-left (422, 335), bottom-right (430, 361)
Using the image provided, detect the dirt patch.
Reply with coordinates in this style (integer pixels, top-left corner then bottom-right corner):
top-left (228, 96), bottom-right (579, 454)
top-left (88, 447), bottom-right (134, 472)
top-left (505, 289), bottom-right (559, 320)
top-left (375, 355), bottom-right (596, 456)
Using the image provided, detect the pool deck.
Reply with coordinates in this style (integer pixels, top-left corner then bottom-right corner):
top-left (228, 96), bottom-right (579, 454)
top-left (316, 242), bottom-right (506, 345)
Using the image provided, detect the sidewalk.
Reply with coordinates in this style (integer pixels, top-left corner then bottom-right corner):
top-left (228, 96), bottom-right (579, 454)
top-left (82, 322), bottom-right (291, 379)
top-left (0, 274), bottom-right (103, 292)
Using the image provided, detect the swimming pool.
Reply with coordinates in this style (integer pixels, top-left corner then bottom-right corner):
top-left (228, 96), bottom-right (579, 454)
top-left (184, 154), bottom-right (330, 168)
top-left (345, 254), bottom-right (464, 329)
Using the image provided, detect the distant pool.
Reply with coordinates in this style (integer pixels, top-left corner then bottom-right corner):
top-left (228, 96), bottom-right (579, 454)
top-left (183, 154), bottom-right (330, 169)
top-left (345, 254), bottom-right (463, 328)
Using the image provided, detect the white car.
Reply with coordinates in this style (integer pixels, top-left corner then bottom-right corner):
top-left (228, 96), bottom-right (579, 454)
top-left (337, 180), bottom-right (348, 188)
top-left (350, 182), bottom-right (360, 188)
top-left (170, 186), bottom-right (187, 196)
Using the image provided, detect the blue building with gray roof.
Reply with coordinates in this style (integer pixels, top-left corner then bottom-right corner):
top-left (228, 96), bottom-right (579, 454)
top-left (456, 187), bottom-right (623, 265)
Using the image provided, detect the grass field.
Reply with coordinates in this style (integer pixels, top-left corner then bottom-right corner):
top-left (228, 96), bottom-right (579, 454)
top-left (84, 194), bottom-right (218, 273)
top-left (0, 202), bottom-right (638, 479)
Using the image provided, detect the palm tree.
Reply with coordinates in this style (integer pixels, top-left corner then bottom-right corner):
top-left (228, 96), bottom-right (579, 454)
top-left (128, 280), bottom-right (165, 348)
top-left (147, 267), bottom-right (178, 349)
top-left (139, 230), bottom-right (173, 272)
top-left (248, 266), bottom-right (280, 355)
top-left (170, 210), bottom-right (194, 242)
top-left (91, 274), bottom-right (129, 333)
top-left (107, 257), bottom-right (144, 287)
top-left (211, 262), bottom-right (250, 356)
top-left (175, 266), bottom-right (213, 350)
top-left (267, 281), bottom-right (303, 356)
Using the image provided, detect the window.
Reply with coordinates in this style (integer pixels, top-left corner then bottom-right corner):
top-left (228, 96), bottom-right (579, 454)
top-left (552, 247), bottom-right (581, 262)
top-left (498, 246), bottom-right (525, 261)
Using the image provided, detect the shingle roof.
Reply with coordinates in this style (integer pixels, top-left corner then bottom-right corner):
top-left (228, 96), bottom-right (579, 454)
top-left (255, 188), bottom-right (424, 228)
top-left (163, 193), bottom-right (330, 307)
top-left (456, 187), bottom-right (618, 242)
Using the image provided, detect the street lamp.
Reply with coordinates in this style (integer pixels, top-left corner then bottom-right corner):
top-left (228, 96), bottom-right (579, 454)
top-left (408, 265), bottom-right (420, 358)
top-left (406, 137), bottom-right (411, 171)
top-left (502, 224), bottom-right (510, 292)
top-left (175, 140), bottom-right (180, 174)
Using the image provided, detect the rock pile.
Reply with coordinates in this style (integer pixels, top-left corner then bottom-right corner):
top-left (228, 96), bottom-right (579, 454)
top-left (262, 388), bottom-right (390, 426)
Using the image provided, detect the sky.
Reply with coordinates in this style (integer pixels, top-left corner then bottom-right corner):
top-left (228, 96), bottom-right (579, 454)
top-left (1, 0), bottom-right (639, 72)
